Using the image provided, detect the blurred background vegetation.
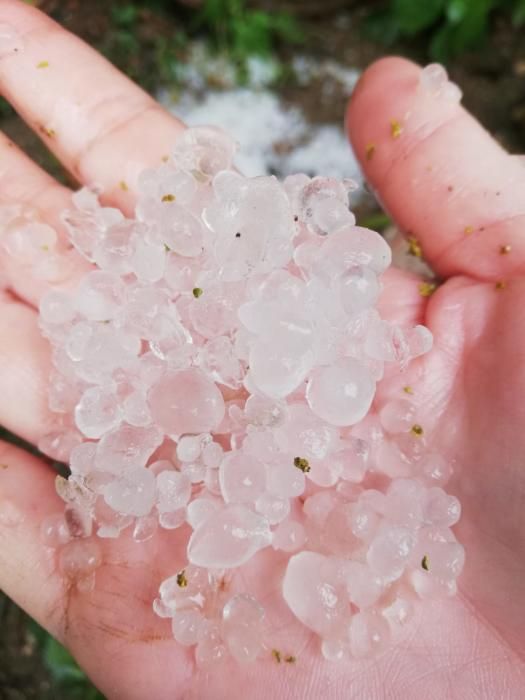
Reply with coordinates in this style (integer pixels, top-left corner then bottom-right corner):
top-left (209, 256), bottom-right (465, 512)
top-left (1, 0), bottom-right (525, 698)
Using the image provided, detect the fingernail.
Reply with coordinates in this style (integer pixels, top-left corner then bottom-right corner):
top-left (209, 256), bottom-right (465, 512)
top-left (0, 23), bottom-right (22, 58)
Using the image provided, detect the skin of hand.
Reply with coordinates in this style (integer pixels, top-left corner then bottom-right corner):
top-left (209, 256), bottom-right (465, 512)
top-left (0, 2), bottom-right (524, 698)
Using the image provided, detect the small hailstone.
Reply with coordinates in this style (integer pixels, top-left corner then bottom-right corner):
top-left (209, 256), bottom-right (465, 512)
top-left (95, 424), bottom-right (163, 474)
top-left (148, 370), bottom-right (225, 437)
top-left (272, 519), bottom-right (306, 552)
top-left (306, 359), bottom-right (376, 427)
top-left (348, 611), bottom-right (391, 658)
top-left (338, 265), bottom-right (380, 316)
top-left (321, 638), bottom-right (347, 662)
top-left (75, 385), bottom-right (122, 439)
top-left (123, 391), bottom-right (152, 427)
top-left (156, 471), bottom-right (192, 513)
top-left (383, 597), bottom-right (414, 628)
top-left (103, 467), bottom-right (156, 517)
top-left (195, 627), bottom-right (228, 666)
top-left (186, 497), bottom-right (222, 529)
top-left (176, 434), bottom-right (206, 463)
top-left (420, 63), bottom-right (448, 96)
top-left (222, 594), bottom-right (265, 663)
top-left (39, 291), bottom-right (76, 325)
top-left (187, 504), bottom-right (271, 568)
top-left (130, 239), bottom-right (166, 283)
top-left (343, 561), bottom-right (383, 609)
top-left (201, 441), bottom-right (224, 468)
top-left (172, 609), bottom-right (206, 646)
top-left (4, 221), bottom-right (58, 262)
top-left (74, 270), bottom-right (124, 321)
top-left (423, 488), bottom-right (461, 527)
top-left (161, 205), bottom-right (204, 257)
top-left (181, 460), bottom-right (207, 484)
top-left (379, 399), bottom-right (417, 434)
top-left (282, 551), bottom-right (349, 637)
top-left (159, 509), bottom-right (187, 530)
top-left (255, 493), bottom-right (290, 525)
top-left (40, 513), bottom-right (71, 547)
top-left (420, 452), bottom-right (453, 486)
top-left (248, 333), bottom-right (315, 399)
top-left (133, 514), bottom-right (158, 542)
top-left (366, 526), bottom-right (416, 581)
top-left (58, 539), bottom-right (102, 579)
top-left (219, 451), bottom-right (267, 504)
top-left (384, 479), bottom-right (425, 528)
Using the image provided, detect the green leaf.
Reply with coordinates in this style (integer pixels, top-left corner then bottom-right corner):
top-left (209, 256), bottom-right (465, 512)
top-left (513, 0), bottom-right (525, 24)
top-left (359, 212), bottom-right (392, 231)
top-left (44, 637), bottom-right (87, 683)
top-left (429, 23), bottom-right (454, 61)
top-left (446, 0), bottom-right (468, 23)
top-left (392, 0), bottom-right (446, 34)
top-left (449, 0), bottom-right (493, 48)
top-left (363, 8), bottom-right (401, 45)
top-left (111, 5), bottom-right (138, 27)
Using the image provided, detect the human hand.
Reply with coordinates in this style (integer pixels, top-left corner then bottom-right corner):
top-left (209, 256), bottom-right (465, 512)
top-left (0, 1), bottom-right (524, 698)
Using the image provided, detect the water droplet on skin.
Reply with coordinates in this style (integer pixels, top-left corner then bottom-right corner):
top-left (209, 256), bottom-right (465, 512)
top-left (0, 500), bottom-right (23, 527)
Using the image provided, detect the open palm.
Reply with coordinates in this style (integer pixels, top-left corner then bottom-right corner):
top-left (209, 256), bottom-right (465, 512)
top-left (0, 2), bottom-right (524, 698)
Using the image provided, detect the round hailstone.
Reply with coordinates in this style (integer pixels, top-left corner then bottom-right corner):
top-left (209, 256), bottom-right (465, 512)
top-left (95, 424), bottom-right (163, 474)
top-left (58, 539), bottom-right (102, 579)
top-left (272, 520), bottom-right (306, 552)
top-left (248, 332), bottom-right (315, 400)
top-left (379, 399), bottom-right (417, 434)
top-left (74, 385), bottom-right (122, 439)
top-left (74, 270), bottom-right (124, 321)
top-left (222, 594), bottom-right (265, 664)
top-left (40, 513), bottom-right (71, 547)
top-left (338, 265), bottom-right (380, 316)
top-left (343, 561), bottom-right (383, 609)
top-left (348, 611), bottom-right (391, 658)
top-left (384, 479), bottom-right (425, 528)
top-left (423, 487), bottom-right (461, 527)
top-left (162, 205), bottom-right (204, 257)
top-left (39, 290), bottom-right (76, 325)
top-left (130, 239), bottom-right (165, 283)
top-left (219, 451), bottom-right (267, 503)
top-left (176, 434), bottom-right (207, 463)
top-left (172, 609), bottom-right (206, 646)
top-left (420, 453), bottom-right (452, 486)
top-left (306, 358), bottom-right (375, 426)
top-left (420, 63), bottom-right (448, 96)
top-left (156, 471), bottom-right (192, 513)
top-left (103, 466), bottom-right (156, 517)
top-left (317, 225), bottom-right (392, 277)
top-left (187, 504), bottom-right (271, 569)
top-left (148, 369), bottom-right (225, 437)
top-left (366, 526), bottom-right (416, 581)
top-left (282, 551), bottom-right (349, 638)
top-left (186, 497), bottom-right (222, 529)
top-left (4, 221), bottom-right (58, 262)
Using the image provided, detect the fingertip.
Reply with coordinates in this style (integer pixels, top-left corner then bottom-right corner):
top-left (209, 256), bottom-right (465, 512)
top-left (346, 57), bottom-right (420, 152)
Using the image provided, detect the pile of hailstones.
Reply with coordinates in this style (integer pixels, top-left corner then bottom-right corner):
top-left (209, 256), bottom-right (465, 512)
top-left (34, 124), bottom-right (464, 664)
